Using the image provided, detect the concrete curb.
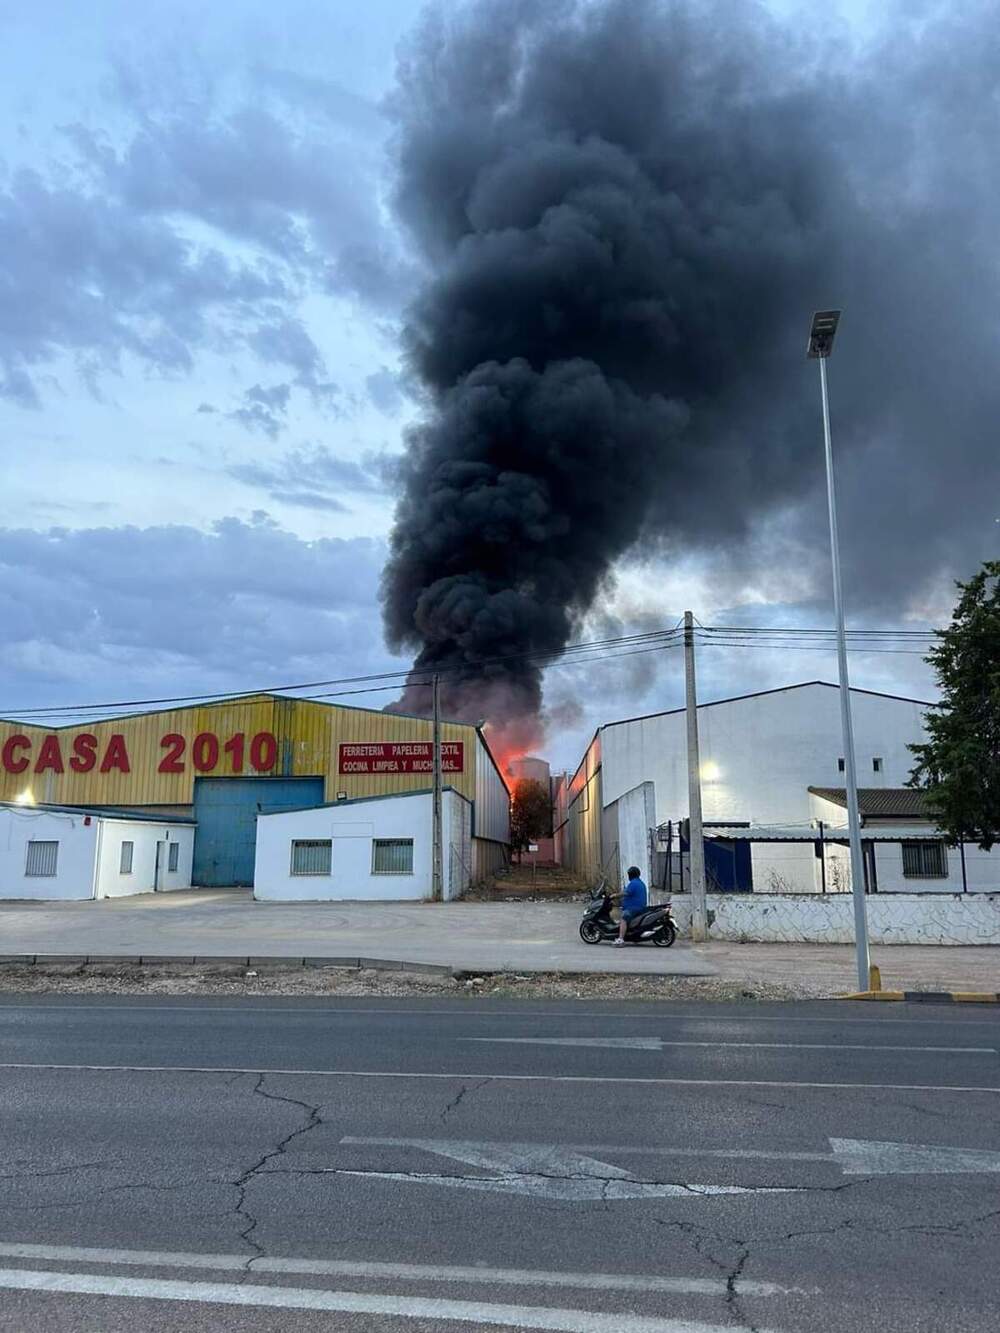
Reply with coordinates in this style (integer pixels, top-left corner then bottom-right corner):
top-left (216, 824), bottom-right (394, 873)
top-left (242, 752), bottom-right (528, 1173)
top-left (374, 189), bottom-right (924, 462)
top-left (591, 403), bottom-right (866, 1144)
top-left (840, 989), bottom-right (1000, 1003)
top-left (0, 954), bottom-right (455, 977)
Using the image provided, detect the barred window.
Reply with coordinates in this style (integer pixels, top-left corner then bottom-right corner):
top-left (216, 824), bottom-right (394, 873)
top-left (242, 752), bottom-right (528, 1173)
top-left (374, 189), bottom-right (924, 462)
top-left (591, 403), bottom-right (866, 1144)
top-left (901, 840), bottom-right (947, 878)
top-left (168, 842), bottom-right (179, 872)
top-left (290, 839), bottom-right (332, 876)
top-left (120, 841), bottom-right (134, 874)
top-left (372, 838), bottom-right (414, 874)
top-left (25, 840), bottom-right (58, 877)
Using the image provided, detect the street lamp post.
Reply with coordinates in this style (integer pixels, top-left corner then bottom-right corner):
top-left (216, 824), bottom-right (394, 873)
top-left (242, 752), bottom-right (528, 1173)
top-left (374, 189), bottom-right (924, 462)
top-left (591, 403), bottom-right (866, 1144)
top-left (808, 310), bottom-right (871, 992)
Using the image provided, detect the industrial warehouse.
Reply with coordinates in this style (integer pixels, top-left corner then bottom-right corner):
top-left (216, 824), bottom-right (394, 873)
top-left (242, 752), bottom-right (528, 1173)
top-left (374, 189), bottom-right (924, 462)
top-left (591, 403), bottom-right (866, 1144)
top-left (558, 681), bottom-right (1000, 898)
top-left (0, 695), bottom-right (510, 899)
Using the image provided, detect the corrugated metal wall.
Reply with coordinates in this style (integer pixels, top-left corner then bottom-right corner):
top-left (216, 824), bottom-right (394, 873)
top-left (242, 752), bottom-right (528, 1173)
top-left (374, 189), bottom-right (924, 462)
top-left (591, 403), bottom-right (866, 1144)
top-left (473, 734), bottom-right (511, 845)
top-left (563, 731), bottom-right (604, 880)
top-left (0, 696), bottom-right (510, 849)
top-left (192, 775), bottom-right (326, 887)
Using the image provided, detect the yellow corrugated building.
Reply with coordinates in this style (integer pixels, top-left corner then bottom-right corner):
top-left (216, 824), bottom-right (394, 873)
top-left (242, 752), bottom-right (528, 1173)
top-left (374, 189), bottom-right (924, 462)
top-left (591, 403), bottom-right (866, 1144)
top-left (0, 695), bottom-right (510, 886)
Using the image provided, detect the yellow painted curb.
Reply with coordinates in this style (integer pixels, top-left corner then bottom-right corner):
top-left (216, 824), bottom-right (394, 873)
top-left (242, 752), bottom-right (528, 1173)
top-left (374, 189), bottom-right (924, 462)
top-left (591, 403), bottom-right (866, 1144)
top-left (839, 989), bottom-right (999, 1003)
top-left (840, 990), bottom-right (905, 1001)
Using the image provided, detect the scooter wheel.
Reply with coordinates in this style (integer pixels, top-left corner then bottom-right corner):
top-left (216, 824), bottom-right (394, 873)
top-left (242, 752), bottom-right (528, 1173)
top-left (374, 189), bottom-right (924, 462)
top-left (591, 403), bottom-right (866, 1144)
top-left (579, 921), bottom-right (603, 945)
top-left (653, 924), bottom-right (677, 947)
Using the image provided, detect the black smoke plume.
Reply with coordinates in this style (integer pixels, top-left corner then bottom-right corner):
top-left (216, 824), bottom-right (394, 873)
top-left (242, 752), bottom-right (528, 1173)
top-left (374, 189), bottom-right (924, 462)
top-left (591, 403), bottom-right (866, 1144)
top-left (382, 0), bottom-right (1000, 751)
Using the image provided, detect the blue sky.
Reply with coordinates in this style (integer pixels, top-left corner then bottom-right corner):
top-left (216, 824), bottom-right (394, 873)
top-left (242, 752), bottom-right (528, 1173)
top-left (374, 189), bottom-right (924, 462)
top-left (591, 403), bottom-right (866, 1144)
top-left (0, 0), bottom-right (980, 768)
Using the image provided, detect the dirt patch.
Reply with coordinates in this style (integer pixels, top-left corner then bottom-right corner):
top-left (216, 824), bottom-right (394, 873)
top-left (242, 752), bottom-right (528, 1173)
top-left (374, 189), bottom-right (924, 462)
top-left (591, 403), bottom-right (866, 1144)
top-left (0, 962), bottom-right (810, 1002)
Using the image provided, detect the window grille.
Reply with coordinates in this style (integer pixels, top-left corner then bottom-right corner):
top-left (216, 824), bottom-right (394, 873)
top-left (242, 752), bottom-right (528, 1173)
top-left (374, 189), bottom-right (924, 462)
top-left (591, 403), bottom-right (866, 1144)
top-left (120, 841), bottom-right (134, 874)
top-left (168, 842), bottom-right (179, 872)
top-left (901, 840), bottom-right (947, 878)
top-left (291, 839), bottom-right (332, 875)
top-left (25, 841), bottom-right (58, 877)
top-left (372, 838), bottom-right (414, 874)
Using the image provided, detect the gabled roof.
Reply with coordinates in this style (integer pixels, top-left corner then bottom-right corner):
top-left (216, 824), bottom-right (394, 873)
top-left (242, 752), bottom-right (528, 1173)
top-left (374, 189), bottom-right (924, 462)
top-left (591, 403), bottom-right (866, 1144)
top-left (0, 690), bottom-right (478, 732)
top-left (567, 680), bottom-right (935, 788)
top-left (602, 681), bottom-right (934, 732)
top-left (808, 787), bottom-right (930, 819)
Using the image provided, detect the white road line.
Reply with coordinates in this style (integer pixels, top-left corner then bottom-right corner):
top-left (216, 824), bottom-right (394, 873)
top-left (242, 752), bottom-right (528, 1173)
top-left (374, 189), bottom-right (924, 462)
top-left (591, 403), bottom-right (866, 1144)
top-left (1, 1061), bottom-right (998, 1093)
top-left (0, 1242), bottom-right (811, 1297)
top-left (0, 1267), bottom-right (778, 1332)
top-left (335, 1169), bottom-right (788, 1199)
top-left (0, 1001), bottom-right (994, 1026)
top-left (345, 1136), bottom-right (1000, 1178)
top-left (467, 1037), bottom-right (996, 1053)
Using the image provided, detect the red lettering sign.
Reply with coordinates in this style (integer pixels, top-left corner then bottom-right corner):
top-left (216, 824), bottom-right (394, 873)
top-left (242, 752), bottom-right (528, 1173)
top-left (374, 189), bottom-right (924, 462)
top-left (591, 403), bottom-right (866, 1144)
top-left (34, 735), bottom-right (64, 774)
top-left (2, 735), bottom-right (30, 775)
top-left (338, 741), bottom-right (464, 775)
top-left (100, 734), bottom-right (131, 774)
top-left (70, 734), bottom-right (97, 773)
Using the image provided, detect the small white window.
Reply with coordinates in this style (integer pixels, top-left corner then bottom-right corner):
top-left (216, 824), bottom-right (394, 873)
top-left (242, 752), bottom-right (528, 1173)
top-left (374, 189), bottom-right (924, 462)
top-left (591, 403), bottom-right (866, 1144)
top-left (168, 842), bottom-right (179, 873)
top-left (873, 757), bottom-right (883, 773)
top-left (902, 840), bottom-right (947, 878)
top-left (291, 839), bottom-right (332, 875)
top-left (25, 841), bottom-right (58, 877)
top-left (120, 841), bottom-right (134, 874)
top-left (372, 838), bottom-right (414, 874)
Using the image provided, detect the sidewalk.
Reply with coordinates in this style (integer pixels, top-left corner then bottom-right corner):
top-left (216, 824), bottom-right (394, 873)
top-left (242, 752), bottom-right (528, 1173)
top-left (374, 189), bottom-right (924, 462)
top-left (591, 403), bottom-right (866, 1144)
top-left (0, 891), bottom-right (715, 977)
top-left (690, 941), bottom-right (1000, 997)
top-left (1, 891), bottom-right (998, 994)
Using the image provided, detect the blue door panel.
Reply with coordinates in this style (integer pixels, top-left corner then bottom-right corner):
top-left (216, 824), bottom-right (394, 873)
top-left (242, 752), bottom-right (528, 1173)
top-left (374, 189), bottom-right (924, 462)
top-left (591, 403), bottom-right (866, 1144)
top-left (192, 777), bottom-right (325, 887)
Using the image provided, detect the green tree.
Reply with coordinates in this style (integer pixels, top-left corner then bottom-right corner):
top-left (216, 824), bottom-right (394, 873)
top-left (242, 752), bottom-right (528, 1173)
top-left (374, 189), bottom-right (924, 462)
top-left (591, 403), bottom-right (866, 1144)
top-left (509, 778), bottom-right (553, 859)
top-left (909, 560), bottom-right (1000, 849)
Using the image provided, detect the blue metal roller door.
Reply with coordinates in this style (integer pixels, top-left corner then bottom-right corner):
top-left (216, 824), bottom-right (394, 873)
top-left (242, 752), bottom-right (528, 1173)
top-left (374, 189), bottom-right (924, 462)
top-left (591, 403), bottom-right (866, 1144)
top-left (193, 776), bottom-right (325, 887)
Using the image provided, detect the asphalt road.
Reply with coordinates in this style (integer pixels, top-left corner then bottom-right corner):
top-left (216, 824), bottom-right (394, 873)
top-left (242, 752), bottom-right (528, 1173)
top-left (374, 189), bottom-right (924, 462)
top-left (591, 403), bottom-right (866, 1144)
top-left (0, 995), bottom-right (998, 1332)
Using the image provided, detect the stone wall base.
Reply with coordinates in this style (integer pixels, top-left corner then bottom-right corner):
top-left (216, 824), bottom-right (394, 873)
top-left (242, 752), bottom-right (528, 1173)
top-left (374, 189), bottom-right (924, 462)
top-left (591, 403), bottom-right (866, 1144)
top-left (668, 892), bottom-right (1000, 945)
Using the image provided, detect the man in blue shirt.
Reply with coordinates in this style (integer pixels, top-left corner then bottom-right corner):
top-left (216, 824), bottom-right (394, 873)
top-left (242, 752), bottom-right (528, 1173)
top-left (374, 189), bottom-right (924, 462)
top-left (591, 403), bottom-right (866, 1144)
top-left (615, 866), bottom-right (648, 946)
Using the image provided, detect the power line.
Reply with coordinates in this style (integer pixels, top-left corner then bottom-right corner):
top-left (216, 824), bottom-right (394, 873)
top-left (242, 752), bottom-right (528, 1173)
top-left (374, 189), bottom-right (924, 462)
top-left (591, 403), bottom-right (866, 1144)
top-left (0, 618), bottom-right (948, 726)
top-left (0, 626), bottom-right (687, 724)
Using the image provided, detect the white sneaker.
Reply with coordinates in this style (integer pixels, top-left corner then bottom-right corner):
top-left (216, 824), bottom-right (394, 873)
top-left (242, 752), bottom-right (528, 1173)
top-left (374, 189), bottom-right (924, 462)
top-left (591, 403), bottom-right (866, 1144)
top-left (613, 938), bottom-right (625, 947)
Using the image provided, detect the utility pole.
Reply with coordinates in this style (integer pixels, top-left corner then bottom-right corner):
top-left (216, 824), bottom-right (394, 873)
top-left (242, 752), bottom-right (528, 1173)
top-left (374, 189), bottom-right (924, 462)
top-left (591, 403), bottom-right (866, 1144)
top-left (808, 311), bottom-right (871, 991)
top-left (684, 611), bottom-right (708, 941)
top-left (431, 673), bottom-right (443, 902)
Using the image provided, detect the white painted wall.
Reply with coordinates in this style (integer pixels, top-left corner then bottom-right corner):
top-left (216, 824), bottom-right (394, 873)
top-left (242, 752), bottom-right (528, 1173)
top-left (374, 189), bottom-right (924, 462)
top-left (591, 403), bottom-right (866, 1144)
top-left (750, 843), bottom-right (818, 895)
top-left (604, 782), bottom-right (656, 887)
top-left (254, 789), bottom-right (472, 902)
top-left (807, 793), bottom-right (1000, 894)
top-left (96, 821), bottom-right (195, 898)
top-left (593, 683), bottom-right (1000, 895)
top-left (670, 891), bottom-right (1000, 945)
top-left (0, 808), bottom-right (99, 900)
top-left (601, 684), bottom-right (930, 823)
top-left (0, 808), bottom-right (194, 900)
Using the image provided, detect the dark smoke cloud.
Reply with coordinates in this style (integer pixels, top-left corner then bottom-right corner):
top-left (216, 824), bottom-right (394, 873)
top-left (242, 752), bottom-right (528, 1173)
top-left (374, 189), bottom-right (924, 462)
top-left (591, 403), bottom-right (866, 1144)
top-left (382, 0), bottom-right (1000, 748)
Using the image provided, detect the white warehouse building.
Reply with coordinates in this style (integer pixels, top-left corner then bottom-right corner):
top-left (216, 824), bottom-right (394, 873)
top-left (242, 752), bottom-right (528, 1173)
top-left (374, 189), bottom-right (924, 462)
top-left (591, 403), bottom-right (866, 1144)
top-left (560, 681), bottom-right (1000, 898)
top-left (254, 787), bottom-right (473, 902)
top-left (0, 803), bottom-right (195, 900)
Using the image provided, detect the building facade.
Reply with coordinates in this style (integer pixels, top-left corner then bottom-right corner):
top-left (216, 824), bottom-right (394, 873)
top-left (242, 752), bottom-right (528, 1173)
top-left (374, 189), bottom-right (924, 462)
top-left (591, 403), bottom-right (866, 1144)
top-left (0, 695), bottom-right (509, 887)
top-left (254, 787), bottom-right (473, 902)
top-left (0, 803), bottom-right (195, 900)
top-left (560, 681), bottom-right (999, 895)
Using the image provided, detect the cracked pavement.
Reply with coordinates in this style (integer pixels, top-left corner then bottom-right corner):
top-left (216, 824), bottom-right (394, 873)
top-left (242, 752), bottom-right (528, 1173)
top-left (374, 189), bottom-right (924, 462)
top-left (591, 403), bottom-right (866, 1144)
top-left (0, 993), bottom-right (997, 1330)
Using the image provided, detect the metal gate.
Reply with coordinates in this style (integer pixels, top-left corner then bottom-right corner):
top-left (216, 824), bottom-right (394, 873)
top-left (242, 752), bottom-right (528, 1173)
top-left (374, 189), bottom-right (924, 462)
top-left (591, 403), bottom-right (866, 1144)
top-left (192, 776), bottom-right (325, 887)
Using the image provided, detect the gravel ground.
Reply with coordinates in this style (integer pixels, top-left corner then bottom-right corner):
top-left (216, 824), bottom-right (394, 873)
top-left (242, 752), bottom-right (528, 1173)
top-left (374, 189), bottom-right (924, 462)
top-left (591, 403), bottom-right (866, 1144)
top-left (0, 962), bottom-right (805, 1002)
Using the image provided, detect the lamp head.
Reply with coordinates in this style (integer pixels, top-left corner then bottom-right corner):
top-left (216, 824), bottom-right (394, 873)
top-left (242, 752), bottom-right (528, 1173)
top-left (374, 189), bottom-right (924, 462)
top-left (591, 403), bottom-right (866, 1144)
top-left (807, 309), bottom-right (841, 359)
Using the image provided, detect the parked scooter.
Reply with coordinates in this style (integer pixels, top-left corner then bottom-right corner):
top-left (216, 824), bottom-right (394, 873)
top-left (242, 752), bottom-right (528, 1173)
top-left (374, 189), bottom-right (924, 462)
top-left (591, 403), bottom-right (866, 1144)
top-left (579, 882), bottom-right (677, 947)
